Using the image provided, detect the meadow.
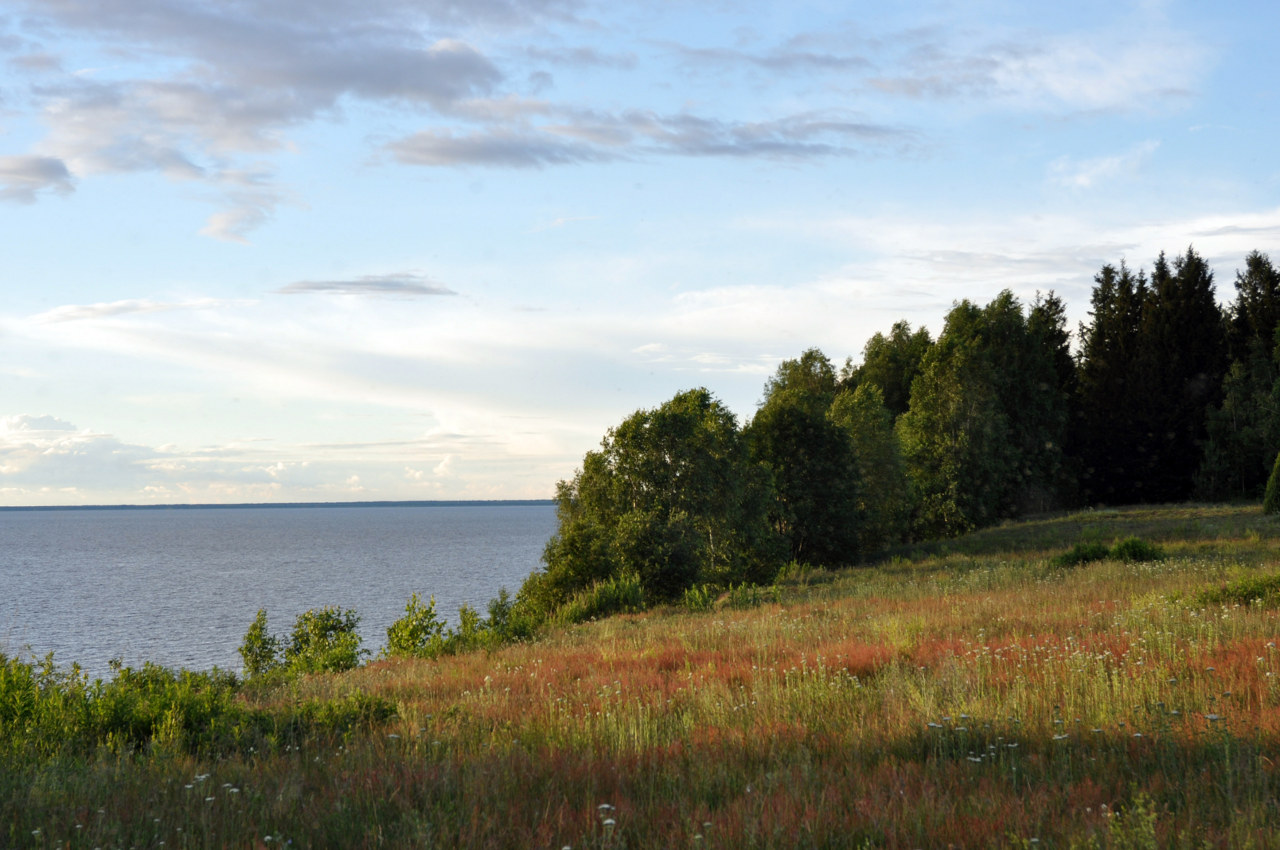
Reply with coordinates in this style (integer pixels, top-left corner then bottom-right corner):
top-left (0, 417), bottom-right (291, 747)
top-left (5, 503), bottom-right (1280, 848)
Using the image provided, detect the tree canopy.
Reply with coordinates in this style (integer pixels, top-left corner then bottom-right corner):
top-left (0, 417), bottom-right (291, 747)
top-left (527, 246), bottom-right (1280, 625)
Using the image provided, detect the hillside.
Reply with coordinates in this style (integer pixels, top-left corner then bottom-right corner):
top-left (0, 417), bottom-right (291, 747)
top-left (6, 503), bottom-right (1280, 848)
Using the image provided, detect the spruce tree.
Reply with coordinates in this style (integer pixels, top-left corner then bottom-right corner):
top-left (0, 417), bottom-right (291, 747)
top-left (1076, 261), bottom-right (1147, 504)
top-left (1135, 248), bottom-right (1228, 501)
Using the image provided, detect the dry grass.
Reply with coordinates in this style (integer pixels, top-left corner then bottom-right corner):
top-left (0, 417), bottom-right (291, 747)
top-left (7, 503), bottom-right (1280, 848)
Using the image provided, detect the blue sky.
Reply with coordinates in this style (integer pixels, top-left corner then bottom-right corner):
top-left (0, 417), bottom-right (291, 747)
top-left (1, 0), bottom-right (1277, 505)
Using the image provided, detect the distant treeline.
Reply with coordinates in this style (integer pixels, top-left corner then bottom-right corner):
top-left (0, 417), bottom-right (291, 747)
top-left (515, 246), bottom-right (1280, 623)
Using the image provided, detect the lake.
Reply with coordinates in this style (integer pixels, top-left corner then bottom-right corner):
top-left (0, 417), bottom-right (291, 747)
top-left (0, 503), bottom-right (557, 679)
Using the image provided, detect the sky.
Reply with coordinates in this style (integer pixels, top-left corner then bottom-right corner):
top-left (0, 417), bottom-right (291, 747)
top-left (0, 0), bottom-right (1277, 506)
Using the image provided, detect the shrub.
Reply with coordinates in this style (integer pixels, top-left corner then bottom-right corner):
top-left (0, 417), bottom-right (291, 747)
top-left (1265, 452), bottom-right (1280, 514)
top-left (1109, 537), bottom-right (1165, 563)
top-left (284, 607), bottom-right (365, 674)
top-left (1198, 572), bottom-right (1280, 607)
top-left (681, 583), bottom-right (716, 612)
top-left (385, 593), bottom-right (448, 659)
top-left (557, 571), bottom-right (645, 624)
top-left (1053, 541), bottom-right (1112, 567)
top-left (722, 582), bottom-right (780, 609)
top-left (239, 608), bottom-right (282, 677)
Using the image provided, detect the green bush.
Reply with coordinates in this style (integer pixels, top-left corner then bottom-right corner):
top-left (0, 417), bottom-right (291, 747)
top-left (1, 653), bottom-right (246, 760)
top-left (557, 571), bottom-right (645, 624)
top-left (1053, 541), bottom-right (1112, 567)
top-left (1109, 537), bottom-right (1165, 563)
top-left (681, 583), bottom-right (716, 612)
top-left (239, 608), bottom-right (282, 677)
top-left (385, 593), bottom-right (448, 659)
top-left (1052, 537), bottom-right (1165, 567)
top-left (1265, 452), bottom-right (1280, 514)
top-left (284, 607), bottom-right (365, 674)
top-left (723, 582), bottom-right (780, 609)
top-left (1198, 572), bottom-right (1280, 607)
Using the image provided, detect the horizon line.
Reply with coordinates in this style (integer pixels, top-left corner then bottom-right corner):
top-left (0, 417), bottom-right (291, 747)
top-left (0, 499), bottom-right (556, 512)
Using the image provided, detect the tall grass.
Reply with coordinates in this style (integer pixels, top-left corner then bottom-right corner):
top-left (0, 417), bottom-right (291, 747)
top-left (6, 503), bottom-right (1280, 848)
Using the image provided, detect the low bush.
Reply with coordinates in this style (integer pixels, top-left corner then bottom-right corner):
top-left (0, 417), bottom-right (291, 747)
top-left (1052, 541), bottom-right (1112, 567)
top-left (556, 571), bottom-right (645, 624)
top-left (240, 606), bottom-right (366, 678)
top-left (1052, 537), bottom-right (1165, 567)
top-left (681, 583), bottom-right (716, 612)
top-left (1109, 536), bottom-right (1165, 563)
top-left (384, 593), bottom-right (448, 659)
top-left (1198, 572), bottom-right (1280, 607)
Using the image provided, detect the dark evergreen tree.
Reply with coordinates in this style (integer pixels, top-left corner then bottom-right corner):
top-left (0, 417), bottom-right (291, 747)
top-left (1134, 248), bottom-right (1228, 501)
top-left (1226, 251), bottom-right (1280, 361)
top-left (1199, 252), bottom-right (1280, 499)
top-left (1076, 261), bottom-right (1150, 504)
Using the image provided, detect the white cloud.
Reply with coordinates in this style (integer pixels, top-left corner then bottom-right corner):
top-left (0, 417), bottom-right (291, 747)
top-left (1049, 140), bottom-right (1161, 189)
top-left (869, 21), bottom-right (1207, 114)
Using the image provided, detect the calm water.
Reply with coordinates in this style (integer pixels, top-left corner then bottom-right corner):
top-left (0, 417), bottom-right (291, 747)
top-left (0, 504), bottom-right (556, 679)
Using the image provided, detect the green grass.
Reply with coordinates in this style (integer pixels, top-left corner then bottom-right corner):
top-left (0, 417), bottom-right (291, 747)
top-left (6, 502), bottom-right (1280, 848)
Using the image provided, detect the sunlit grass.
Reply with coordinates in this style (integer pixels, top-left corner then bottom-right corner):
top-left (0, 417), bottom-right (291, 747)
top-left (6, 502), bottom-right (1280, 847)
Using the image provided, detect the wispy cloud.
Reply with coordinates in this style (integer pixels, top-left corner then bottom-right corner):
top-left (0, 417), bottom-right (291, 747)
top-left (1049, 140), bottom-right (1161, 189)
top-left (276, 274), bottom-right (458, 297)
top-left (389, 108), bottom-right (910, 168)
top-left (33, 298), bottom-right (239, 324)
top-left (869, 25), bottom-right (1205, 113)
top-left (0, 155), bottom-right (74, 202)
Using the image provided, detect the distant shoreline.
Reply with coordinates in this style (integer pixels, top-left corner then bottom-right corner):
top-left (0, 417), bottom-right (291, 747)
top-left (0, 499), bottom-right (555, 512)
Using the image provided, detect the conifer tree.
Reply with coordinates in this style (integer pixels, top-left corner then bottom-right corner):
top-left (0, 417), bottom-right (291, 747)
top-left (1076, 261), bottom-right (1148, 504)
top-left (1135, 248), bottom-right (1227, 501)
top-left (1199, 252), bottom-right (1280, 499)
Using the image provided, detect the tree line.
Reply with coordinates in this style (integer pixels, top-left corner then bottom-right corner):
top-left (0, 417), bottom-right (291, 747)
top-left (514, 246), bottom-right (1280, 625)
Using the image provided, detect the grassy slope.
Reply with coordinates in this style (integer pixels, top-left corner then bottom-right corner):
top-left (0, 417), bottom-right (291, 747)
top-left (8, 503), bottom-right (1280, 849)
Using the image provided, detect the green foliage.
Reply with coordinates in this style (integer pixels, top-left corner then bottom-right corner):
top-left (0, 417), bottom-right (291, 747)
top-left (750, 350), bottom-right (863, 566)
top-left (1265, 450), bottom-right (1280, 514)
top-left (1197, 572), bottom-right (1280, 607)
top-left (1107, 792), bottom-right (1159, 850)
top-left (1109, 537), bottom-right (1165, 563)
top-left (555, 571), bottom-right (645, 624)
top-left (681, 583), bottom-right (716, 612)
top-left (284, 607), bottom-right (365, 674)
top-left (239, 608), bottom-right (282, 678)
top-left (1052, 537), bottom-right (1164, 567)
top-left (384, 593), bottom-right (448, 659)
top-left (532, 388), bottom-right (783, 620)
top-left (898, 291), bottom-right (1075, 537)
top-left (1053, 541), bottom-right (1113, 567)
top-left (1197, 349), bottom-right (1280, 500)
top-left (845, 320), bottom-right (933, 418)
top-left (829, 383), bottom-right (910, 555)
top-left (0, 653), bottom-right (245, 759)
top-left (721, 582), bottom-right (780, 609)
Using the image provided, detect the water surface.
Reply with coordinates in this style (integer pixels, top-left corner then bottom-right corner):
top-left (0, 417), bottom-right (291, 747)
top-left (1, 504), bottom-right (556, 678)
